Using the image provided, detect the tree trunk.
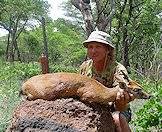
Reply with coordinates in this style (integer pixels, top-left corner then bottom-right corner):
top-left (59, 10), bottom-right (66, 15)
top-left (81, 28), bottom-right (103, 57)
top-left (6, 16), bottom-right (12, 61)
top-left (6, 32), bottom-right (10, 61)
top-left (122, 34), bottom-right (130, 69)
top-left (10, 31), bottom-right (15, 62)
top-left (95, 0), bottom-right (115, 32)
top-left (41, 17), bottom-right (49, 73)
top-left (13, 40), bottom-right (21, 61)
top-left (71, 0), bottom-right (94, 37)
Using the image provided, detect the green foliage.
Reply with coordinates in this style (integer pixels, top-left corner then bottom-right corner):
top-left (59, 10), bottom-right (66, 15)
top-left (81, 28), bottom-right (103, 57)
top-left (48, 19), bottom-right (85, 67)
top-left (0, 0), bottom-right (50, 61)
top-left (1, 0), bottom-right (50, 21)
top-left (0, 60), bottom-right (42, 131)
top-left (0, 38), bottom-right (6, 57)
top-left (48, 31), bottom-right (85, 66)
top-left (109, 0), bottom-right (162, 74)
top-left (26, 18), bottom-right (86, 67)
top-left (127, 0), bottom-right (161, 72)
top-left (18, 33), bottom-right (42, 61)
top-left (16, 18), bottom-right (86, 72)
top-left (0, 78), bottom-right (21, 131)
top-left (0, 0), bottom-right (161, 131)
top-left (132, 81), bottom-right (162, 131)
top-left (23, 34), bottom-right (40, 52)
top-left (50, 64), bottom-right (78, 73)
top-left (0, 62), bottom-right (41, 80)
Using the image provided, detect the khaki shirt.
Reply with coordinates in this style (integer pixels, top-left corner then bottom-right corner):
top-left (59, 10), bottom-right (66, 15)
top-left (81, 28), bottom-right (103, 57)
top-left (79, 59), bottom-right (130, 88)
top-left (79, 59), bottom-right (132, 122)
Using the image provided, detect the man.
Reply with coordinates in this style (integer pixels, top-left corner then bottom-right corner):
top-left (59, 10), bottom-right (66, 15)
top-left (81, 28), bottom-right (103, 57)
top-left (79, 31), bottom-right (135, 132)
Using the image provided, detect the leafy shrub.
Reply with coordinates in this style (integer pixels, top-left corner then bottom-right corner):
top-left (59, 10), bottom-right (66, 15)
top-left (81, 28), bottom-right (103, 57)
top-left (0, 61), bottom-right (41, 80)
top-left (0, 78), bottom-right (21, 131)
top-left (132, 82), bottom-right (162, 131)
top-left (48, 31), bottom-right (85, 67)
top-left (0, 61), bottom-right (41, 131)
top-left (50, 64), bottom-right (78, 73)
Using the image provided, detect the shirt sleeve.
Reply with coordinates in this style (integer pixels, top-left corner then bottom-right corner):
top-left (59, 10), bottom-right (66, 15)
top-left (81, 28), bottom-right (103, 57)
top-left (112, 63), bottom-right (132, 121)
top-left (113, 62), bottom-right (131, 87)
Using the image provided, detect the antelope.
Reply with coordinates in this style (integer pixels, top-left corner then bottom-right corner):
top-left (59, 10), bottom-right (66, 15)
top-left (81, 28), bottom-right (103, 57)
top-left (21, 72), bottom-right (151, 105)
top-left (114, 70), bottom-right (151, 99)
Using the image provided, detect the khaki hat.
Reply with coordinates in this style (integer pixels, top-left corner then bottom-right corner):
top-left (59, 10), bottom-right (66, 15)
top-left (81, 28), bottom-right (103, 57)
top-left (83, 31), bottom-right (115, 48)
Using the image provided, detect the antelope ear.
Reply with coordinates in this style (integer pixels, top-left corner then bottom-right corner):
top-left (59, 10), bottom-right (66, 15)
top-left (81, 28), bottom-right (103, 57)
top-left (119, 82), bottom-right (127, 89)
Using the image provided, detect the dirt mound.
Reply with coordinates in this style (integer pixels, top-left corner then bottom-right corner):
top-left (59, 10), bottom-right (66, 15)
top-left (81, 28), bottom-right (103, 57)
top-left (7, 98), bottom-right (115, 132)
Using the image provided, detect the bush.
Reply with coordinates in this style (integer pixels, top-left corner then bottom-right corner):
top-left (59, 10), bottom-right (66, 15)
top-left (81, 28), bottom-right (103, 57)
top-left (0, 61), bottom-right (41, 80)
top-left (0, 78), bottom-right (21, 131)
top-left (0, 61), bottom-right (41, 131)
top-left (50, 64), bottom-right (78, 73)
top-left (132, 82), bottom-right (162, 131)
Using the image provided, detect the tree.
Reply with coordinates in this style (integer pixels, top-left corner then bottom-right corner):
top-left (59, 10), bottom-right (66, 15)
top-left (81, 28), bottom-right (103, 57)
top-left (70, 0), bottom-right (94, 36)
top-left (0, 0), bottom-right (50, 61)
top-left (19, 18), bottom-right (85, 67)
top-left (63, 0), bottom-right (162, 73)
top-left (70, 0), bottom-right (115, 36)
top-left (47, 18), bottom-right (85, 67)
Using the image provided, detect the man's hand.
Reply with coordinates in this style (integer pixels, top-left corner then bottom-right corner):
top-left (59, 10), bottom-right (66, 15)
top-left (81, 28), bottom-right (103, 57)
top-left (114, 89), bottom-right (135, 111)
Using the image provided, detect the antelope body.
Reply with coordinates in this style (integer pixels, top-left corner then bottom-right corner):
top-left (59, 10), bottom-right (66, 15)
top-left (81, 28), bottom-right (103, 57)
top-left (21, 72), bottom-right (150, 104)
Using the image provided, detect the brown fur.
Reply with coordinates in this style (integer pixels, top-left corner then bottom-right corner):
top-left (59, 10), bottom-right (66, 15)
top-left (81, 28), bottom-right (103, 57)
top-left (21, 72), bottom-right (150, 104)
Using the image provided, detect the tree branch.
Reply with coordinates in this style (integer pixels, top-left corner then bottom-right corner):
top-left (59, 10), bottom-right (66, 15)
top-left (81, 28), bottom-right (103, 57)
top-left (16, 18), bottom-right (28, 40)
top-left (0, 22), bottom-right (11, 32)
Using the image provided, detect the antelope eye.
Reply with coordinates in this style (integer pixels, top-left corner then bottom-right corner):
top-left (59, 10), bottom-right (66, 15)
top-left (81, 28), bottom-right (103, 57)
top-left (133, 88), bottom-right (142, 92)
top-left (119, 82), bottom-right (127, 89)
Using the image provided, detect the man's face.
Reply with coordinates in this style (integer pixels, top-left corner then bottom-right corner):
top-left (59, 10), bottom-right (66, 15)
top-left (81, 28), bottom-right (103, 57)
top-left (87, 42), bottom-right (108, 63)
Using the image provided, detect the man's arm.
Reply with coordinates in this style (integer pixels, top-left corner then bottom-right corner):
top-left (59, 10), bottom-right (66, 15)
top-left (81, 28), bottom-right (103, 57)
top-left (113, 63), bottom-right (135, 111)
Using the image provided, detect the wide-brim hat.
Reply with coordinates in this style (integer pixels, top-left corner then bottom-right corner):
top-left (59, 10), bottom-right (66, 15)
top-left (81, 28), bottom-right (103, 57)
top-left (83, 31), bottom-right (115, 48)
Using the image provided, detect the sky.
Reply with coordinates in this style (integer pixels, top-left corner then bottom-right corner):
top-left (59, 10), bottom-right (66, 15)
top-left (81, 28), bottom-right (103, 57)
top-left (47, 0), bottom-right (68, 20)
top-left (0, 0), bottom-right (68, 37)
